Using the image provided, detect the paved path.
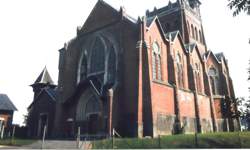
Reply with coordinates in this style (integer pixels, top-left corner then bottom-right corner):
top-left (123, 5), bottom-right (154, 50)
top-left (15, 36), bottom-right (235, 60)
top-left (0, 140), bottom-right (91, 149)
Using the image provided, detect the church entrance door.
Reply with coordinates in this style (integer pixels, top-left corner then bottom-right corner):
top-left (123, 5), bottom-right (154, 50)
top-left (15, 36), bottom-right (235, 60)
top-left (87, 113), bottom-right (100, 135)
top-left (38, 113), bottom-right (48, 137)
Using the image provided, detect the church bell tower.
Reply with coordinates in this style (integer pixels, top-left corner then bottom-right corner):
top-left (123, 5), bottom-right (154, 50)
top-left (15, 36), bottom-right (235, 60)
top-left (146, 0), bottom-right (207, 55)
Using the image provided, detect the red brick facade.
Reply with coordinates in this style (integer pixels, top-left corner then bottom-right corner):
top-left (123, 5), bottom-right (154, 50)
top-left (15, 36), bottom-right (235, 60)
top-left (48, 0), bottom-right (240, 138)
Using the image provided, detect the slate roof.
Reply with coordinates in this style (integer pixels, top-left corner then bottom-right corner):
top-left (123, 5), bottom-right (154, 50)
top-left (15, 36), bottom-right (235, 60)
top-left (33, 67), bottom-right (54, 85)
top-left (28, 88), bottom-right (57, 109)
top-left (147, 1), bottom-right (179, 17)
top-left (44, 88), bottom-right (57, 101)
top-left (215, 52), bottom-right (225, 61)
top-left (165, 30), bottom-right (179, 42)
top-left (0, 94), bottom-right (17, 111)
top-left (204, 50), bottom-right (221, 63)
top-left (185, 43), bottom-right (197, 53)
top-left (146, 16), bottom-right (156, 27)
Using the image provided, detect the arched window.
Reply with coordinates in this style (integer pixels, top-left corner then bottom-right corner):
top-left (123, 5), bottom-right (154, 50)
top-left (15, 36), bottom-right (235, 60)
top-left (195, 27), bottom-right (198, 41)
top-left (79, 51), bottom-right (87, 81)
top-left (107, 46), bottom-right (116, 85)
top-left (152, 42), bottom-right (162, 80)
top-left (191, 25), bottom-right (194, 39)
top-left (90, 37), bottom-right (105, 74)
top-left (194, 63), bottom-right (202, 93)
top-left (208, 67), bottom-right (220, 95)
top-left (157, 55), bottom-right (162, 80)
top-left (85, 96), bottom-right (101, 115)
top-left (176, 53), bottom-right (184, 88)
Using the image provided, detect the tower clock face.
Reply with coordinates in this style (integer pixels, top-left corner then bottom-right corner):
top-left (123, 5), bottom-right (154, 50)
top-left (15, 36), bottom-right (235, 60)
top-left (152, 42), bottom-right (160, 54)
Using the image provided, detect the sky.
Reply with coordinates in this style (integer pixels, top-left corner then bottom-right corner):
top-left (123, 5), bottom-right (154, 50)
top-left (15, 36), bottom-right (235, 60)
top-left (0, 0), bottom-right (249, 125)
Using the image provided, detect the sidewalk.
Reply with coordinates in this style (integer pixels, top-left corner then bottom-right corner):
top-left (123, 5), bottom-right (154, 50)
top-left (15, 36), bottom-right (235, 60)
top-left (0, 145), bottom-right (21, 149)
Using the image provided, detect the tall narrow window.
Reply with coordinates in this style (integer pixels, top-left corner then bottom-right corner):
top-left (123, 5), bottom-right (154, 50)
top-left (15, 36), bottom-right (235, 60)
top-left (176, 53), bottom-right (184, 88)
top-left (157, 55), bottom-right (162, 80)
top-left (194, 63), bottom-right (202, 93)
top-left (80, 52), bottom-right (87, 81)
top-left (187, 21), bottom-right (190, 35)
top-left (152, 42), bottom-right (161, 80)
top-left (195, 27), bottom-right (198, 41)
top-left (199, 30), bottom-right (202, 43)
top-left (191, 25), bottom-right (194, 39)
top-left (208, 67), bottom-right (220, 95)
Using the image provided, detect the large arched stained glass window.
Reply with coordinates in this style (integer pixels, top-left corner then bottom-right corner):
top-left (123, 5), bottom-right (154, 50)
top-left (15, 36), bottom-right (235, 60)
top-left (107, 46), bottom-right (116, 84)
top-left (89, 37), bottom-right (105, 74)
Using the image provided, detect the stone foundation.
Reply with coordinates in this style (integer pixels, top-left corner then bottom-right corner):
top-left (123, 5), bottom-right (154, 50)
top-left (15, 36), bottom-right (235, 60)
top-left (155, 114), bottom-right (176, 136)
top-left (217, 118), bottom-right (229, 132)
top-left (200, 118), bottom-right (213, 133)
top-left (181, 117), bottom-right (197, 134)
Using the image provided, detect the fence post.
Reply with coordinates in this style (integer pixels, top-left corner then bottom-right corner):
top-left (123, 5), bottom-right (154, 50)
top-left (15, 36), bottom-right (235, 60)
top-left (194, 132), bottom-right (198, 148)
top-left (1, 126), bottom-right (4, 139)
top-left (158, 135), bottom-right (161, 148)
top-left (11, 125), bottom-right (16, 145)
top-left (238, 131), bottom-right (242, 148)
top-left (41, 125), bottom-right (47, 149)
top-left (112, 128), bottom-right (114, 149)
top-left (76, 127), bottom-right (80, 149)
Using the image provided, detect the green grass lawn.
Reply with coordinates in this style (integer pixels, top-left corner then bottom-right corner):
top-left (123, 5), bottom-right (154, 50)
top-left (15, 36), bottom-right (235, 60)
top-left (0, 138), bottom-right (36, 146)
top-left (92, 131), bottom-right (250, 149)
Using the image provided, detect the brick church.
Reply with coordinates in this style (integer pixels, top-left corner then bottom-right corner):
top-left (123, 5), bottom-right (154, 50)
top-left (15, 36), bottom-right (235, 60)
top-left (27, 0), bottom-right (240, 138)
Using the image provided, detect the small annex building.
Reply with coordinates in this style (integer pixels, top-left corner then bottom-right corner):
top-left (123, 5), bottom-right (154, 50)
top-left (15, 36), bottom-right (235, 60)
top-left (27, 67), bottom-right (57, 138)
top-left (0, 94), bottom-right (17, 136)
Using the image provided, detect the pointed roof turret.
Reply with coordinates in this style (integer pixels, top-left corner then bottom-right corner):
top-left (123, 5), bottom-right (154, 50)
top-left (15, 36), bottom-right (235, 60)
top-left (33, 66), bottom-right (54, 85)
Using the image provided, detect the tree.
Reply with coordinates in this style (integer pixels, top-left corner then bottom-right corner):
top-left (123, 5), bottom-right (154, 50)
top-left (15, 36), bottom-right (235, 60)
top-left (242, 60), bottom-right (250, 130)
top-left (228, 0), bottom-right (250, 16)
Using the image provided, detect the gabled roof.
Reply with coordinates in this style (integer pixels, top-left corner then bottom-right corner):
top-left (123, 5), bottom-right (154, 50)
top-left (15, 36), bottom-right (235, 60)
top-left (165, 30), bottom-right (188, 53)
top-left (146, 16), bottom-right (170, 42)
top-left (0, 94), bottom-right (17, 111)
top-left (165, 30), bottom-right (179, 42)
top-left (146, 16), bottom-right (156, 27)
top-left (215, 52), bottom-right (229, 71)
top-left (33, 67), bottom-right (54, 85)
top-left (185, 42), bottom-right (205, 62)
top-left (185, 42), bottom-right (197, 53)
top-left (204, 50), bottom-right (221, 64)
top-left (79, 0), bottom-right (137, 34)
top-left (28, 87), bottom-right (57, 109)
top-left (215, 52), bottom-right (225, 62)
